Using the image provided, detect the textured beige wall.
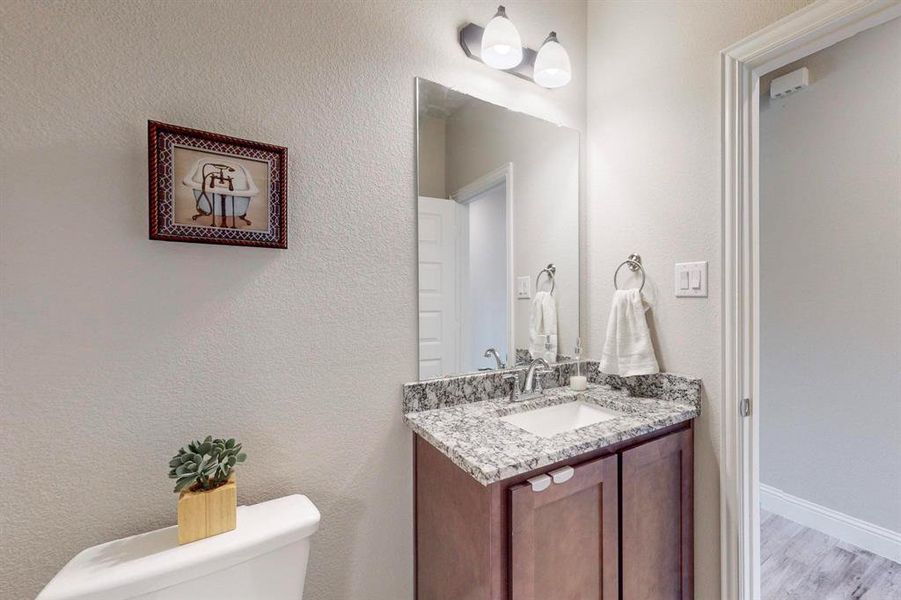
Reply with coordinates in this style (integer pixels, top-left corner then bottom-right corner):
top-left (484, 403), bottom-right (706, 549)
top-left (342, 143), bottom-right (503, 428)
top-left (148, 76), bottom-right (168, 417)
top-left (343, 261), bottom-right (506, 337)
top-left (584, 1), bottom-right (812, 598)
top-left (418, 115), bottom-right (447, 199)
top-left (760, 18), bottom-right (901, 532)
top-left (0, 1), bottom-right (586, 598)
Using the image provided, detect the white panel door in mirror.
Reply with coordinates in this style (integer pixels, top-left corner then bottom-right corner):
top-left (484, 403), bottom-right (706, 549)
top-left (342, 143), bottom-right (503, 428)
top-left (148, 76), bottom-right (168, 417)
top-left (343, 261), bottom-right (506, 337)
top-left (418, 197), bottom-right (459, 379)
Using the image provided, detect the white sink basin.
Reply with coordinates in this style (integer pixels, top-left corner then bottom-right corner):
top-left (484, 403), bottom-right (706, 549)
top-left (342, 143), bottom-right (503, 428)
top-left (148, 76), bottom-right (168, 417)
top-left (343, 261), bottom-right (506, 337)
top-left (501, 401), bottom-right (622, 438)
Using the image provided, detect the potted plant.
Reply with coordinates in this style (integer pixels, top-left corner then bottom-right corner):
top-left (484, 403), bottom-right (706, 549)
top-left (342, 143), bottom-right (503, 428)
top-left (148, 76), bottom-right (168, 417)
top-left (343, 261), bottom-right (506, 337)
top-left (168, 436), bottom-right (247, 544)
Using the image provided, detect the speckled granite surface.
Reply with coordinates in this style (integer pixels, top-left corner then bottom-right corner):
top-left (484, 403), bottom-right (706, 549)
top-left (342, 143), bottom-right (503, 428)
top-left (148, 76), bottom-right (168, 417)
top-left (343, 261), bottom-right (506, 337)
top-left (591, 369), bottom-right (703, 406)
top-left (404, 382), bottom-right (700, 485)
top-left (514, 348), bottom-right (572, 365)
top-left (403, 360), bottom-right (701, 413)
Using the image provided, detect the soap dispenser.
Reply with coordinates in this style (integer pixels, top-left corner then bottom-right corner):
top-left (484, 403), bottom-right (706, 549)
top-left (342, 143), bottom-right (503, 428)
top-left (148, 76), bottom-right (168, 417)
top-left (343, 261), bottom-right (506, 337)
top-left (570, 337), bottom-right (588, 391)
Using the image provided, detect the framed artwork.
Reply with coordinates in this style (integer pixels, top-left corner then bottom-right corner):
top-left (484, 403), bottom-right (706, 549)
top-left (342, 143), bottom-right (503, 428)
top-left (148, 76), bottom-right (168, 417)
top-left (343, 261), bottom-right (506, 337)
top-left (148, 121), bottom-right (287, 248)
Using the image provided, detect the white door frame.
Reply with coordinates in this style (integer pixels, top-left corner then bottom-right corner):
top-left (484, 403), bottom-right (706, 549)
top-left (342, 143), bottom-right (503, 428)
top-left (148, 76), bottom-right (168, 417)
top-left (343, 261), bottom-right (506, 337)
top-left (720, 1), bottom-right (901, 598)
top-left (452, 162), bottom-right (515, 368)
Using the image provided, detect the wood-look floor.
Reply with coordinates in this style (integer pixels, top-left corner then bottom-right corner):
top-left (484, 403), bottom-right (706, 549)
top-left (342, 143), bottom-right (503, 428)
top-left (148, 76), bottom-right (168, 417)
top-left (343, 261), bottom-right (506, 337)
top-left (761, 510), bottom-right (901, 599)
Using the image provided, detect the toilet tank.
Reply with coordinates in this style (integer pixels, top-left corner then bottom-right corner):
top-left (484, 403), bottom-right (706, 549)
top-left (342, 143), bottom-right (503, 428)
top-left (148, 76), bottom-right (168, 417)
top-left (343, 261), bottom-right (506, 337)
top-left (37, 495), bottom-right (320, 600)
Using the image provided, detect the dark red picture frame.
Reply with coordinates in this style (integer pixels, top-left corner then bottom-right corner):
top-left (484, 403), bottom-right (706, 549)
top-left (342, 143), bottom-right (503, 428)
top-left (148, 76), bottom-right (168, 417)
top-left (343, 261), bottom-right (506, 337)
top-left (148, 120), bottom-right (287, 249)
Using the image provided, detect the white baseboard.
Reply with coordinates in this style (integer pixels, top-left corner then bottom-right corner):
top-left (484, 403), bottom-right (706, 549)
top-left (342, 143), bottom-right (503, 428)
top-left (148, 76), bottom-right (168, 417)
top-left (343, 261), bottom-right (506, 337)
top-left (760, 483), bottom-right (901, 564)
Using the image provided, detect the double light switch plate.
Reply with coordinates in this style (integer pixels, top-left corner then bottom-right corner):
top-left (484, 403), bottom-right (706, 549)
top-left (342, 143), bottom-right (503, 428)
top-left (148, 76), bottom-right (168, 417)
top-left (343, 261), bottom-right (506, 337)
top-left (516, 276), bottom-right (531, 299)
top-left (675, 261), bottom-right (707, 297)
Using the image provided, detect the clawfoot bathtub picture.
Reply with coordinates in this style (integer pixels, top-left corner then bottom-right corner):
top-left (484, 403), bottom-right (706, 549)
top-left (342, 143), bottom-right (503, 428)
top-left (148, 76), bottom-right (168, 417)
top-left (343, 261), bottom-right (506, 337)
top-left (148, 120), bottom-right (287, 248)
top-left (173, 147), bottom-right (269, 232)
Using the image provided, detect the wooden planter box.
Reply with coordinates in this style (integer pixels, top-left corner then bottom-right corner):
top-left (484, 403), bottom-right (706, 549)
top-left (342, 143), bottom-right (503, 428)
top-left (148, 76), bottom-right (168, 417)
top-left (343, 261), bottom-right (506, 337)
top-left (177, 476), bottom-right (236, 544)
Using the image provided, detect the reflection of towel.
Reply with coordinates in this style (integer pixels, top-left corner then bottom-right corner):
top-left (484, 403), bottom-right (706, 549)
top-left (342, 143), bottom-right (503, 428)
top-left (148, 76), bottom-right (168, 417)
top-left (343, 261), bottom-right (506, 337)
top-left (529, 291), bottom-right (557, 362)
top-left (599, 290), bottom-right (659, 377)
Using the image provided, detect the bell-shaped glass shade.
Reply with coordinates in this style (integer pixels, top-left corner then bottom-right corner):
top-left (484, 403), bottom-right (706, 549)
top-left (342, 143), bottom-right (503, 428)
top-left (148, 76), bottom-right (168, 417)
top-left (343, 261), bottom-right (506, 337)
top-left (533, 32), bottom-right (572, 88)
top-left (480, 6), bottom-right (523, 70)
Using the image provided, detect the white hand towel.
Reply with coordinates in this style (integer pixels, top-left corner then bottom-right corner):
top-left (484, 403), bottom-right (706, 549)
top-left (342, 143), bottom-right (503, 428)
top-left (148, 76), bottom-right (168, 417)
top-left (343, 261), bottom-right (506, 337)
top-left (599, 289), bottom-right (659, 377)
top-left (529, 290), bottom-right (558, 362)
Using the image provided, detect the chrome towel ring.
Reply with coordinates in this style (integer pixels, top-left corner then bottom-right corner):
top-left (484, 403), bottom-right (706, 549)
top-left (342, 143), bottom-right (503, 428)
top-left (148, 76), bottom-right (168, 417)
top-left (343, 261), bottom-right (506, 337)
top-left (613, 254), bottom-right (645, 292)
top-left (536, 264), bottom-right (556, 294)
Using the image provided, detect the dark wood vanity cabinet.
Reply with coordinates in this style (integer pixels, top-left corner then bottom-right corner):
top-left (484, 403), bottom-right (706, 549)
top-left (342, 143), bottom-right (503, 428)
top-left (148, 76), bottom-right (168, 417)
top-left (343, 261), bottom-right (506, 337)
top-left (621, 426), bottom-right (693, 600)
top-left (415, 422), bottom-right (693, 600)
top-left (510, 454), bottom-right (619, 600)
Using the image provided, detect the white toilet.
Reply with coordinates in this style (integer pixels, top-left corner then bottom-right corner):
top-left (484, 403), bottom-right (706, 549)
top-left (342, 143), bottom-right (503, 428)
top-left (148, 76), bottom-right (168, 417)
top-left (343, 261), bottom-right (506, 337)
top-left (37, 495), bottom-right (320, 600)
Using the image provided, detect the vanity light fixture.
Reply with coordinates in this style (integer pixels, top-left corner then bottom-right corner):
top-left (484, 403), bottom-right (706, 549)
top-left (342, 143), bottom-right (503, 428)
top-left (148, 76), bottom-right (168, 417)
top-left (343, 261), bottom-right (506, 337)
top-left (480, 6), bottom-right (523, 70)
top-left (533, 32), bottom-right (572, 89)
top-left (459, 8), bottom-right (571, 88)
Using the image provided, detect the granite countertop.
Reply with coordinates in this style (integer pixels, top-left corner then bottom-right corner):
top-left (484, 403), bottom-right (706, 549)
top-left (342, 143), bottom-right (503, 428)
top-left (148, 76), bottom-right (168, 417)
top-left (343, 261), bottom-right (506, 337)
top-left (404, 382), bottom-right (699, 485)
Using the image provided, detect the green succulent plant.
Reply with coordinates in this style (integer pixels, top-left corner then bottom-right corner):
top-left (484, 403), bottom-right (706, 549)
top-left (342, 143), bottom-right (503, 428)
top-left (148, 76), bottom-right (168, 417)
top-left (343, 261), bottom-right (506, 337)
top-left (168, 436), bottom-right (246, 493)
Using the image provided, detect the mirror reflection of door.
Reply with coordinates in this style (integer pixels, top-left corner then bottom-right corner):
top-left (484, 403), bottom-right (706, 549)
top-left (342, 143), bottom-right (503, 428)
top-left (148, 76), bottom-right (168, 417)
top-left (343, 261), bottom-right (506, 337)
top-left (418, 197), bottom-right (458, 380)
top-left (418, 181), bottom-right (510, 380)
top-left (416, 78), bottom-right (579, 380)
top-left (457, 180), bottom-right (508, 374)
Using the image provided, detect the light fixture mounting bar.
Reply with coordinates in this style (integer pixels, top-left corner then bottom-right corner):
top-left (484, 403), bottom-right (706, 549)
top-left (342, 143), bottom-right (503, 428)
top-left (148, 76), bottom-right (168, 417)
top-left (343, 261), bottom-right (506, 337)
top-left (459, 23), bottom-right (536, 81)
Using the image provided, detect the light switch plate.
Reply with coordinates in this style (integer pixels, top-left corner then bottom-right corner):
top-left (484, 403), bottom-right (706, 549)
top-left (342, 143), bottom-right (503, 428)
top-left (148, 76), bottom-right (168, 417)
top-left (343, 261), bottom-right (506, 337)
top-left (516, 276), bottom-right (531, 299)
top-left (675, 262), bottom-right (707, 297)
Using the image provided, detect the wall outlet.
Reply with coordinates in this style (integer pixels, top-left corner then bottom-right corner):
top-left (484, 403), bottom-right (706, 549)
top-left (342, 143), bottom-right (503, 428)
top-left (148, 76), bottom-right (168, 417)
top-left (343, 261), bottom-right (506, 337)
top-left (516, 276), bottom-right (531, 299)
top-left (675, 262), bottom-right (707, 297)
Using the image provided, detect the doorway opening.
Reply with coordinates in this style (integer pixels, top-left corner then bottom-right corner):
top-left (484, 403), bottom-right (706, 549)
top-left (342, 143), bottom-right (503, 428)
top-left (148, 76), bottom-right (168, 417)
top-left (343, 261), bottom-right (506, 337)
top-left (455, 180), bottom-right (509, 374)
top-left (417, 163), bottom-right (513, 379)
top-left (756, 16), bottom-right (901, 598)
top-left (720, 3), bottom-right (901, 598)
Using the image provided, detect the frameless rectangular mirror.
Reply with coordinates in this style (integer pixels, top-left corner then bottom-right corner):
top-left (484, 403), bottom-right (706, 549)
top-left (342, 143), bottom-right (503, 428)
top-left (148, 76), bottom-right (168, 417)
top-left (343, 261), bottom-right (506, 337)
top-left (416, 78), bottom-right (580, 380)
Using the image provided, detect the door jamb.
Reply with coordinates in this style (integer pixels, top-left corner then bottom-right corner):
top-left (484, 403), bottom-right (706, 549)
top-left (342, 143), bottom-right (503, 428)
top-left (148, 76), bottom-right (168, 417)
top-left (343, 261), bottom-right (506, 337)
top-left (720, 2), bottom-right (901, 598)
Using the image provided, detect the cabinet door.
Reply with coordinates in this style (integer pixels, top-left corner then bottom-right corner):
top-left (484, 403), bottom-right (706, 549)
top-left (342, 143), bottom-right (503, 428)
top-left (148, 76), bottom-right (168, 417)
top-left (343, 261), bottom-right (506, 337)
top-left (621, 427), bottom-right (693, 600)
top-left (509, 455), bottom-right (619, 600)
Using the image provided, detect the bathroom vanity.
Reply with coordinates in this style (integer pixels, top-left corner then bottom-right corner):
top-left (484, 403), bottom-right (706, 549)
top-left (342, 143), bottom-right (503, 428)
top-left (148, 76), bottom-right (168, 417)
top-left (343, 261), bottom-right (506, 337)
top-left (403, 364), bottom-right (699, 600)
top-left (411, 78), bottom-right (696, 599)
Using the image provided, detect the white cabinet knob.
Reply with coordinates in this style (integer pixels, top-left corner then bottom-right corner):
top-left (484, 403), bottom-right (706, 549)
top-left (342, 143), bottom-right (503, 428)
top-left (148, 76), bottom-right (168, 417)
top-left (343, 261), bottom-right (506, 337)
top-left (527, 474), bottom-right (552, 492)
top-left (549, 466), bottom-right (574, 484)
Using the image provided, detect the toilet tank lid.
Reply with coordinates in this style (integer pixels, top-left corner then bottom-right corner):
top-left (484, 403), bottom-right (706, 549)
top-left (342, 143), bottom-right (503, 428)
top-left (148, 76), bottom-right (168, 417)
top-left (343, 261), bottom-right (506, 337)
top-left (36, 494), bottom-right (320, 600)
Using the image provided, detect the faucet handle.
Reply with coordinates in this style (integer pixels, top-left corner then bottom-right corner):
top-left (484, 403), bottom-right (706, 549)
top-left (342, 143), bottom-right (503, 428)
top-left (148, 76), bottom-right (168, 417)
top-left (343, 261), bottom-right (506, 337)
top-left (503, 373), bottom-right (519, 402)
top-left (534, 368), bottom-right (554, 393)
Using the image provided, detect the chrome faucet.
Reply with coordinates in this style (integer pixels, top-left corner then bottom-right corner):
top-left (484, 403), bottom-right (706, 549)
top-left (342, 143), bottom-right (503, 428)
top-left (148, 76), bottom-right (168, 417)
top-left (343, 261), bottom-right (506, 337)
top-left (483, 347), bottom-right (504, 369)
top-left (523, 357), bottom-right (552, 394)
top-left (503, 358), bottom-right (553, 402)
